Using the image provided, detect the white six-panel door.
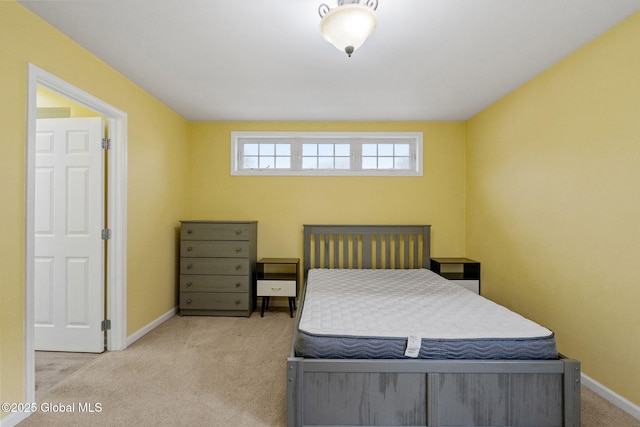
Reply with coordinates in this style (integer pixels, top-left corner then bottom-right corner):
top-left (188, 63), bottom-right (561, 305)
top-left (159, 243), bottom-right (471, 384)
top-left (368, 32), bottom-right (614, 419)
top-left (34, 117), bottom-right (105, 353)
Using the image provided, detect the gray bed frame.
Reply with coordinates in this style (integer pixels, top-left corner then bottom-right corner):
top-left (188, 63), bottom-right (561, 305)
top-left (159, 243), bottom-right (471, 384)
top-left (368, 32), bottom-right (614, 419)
top-left (287, 224), bottom-right (580, 427)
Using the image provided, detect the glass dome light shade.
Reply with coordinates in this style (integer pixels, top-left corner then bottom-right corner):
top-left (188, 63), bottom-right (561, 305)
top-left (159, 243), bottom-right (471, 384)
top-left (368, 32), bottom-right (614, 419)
top-left (319, 4), bottom-right (377, 56)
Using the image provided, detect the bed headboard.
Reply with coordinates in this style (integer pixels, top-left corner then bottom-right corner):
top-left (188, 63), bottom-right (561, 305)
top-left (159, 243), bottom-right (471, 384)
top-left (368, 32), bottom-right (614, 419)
top-left (303, 224), bottom-right (431, 275)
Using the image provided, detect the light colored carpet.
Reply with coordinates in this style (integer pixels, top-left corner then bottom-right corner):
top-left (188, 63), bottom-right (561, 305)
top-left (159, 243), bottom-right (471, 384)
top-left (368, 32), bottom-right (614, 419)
top-left (21, 309), bottom-right (639, 426)
top-left (22, 309), bottom-right (294, 426)
top-left (35, 351), bottom-right (101, 400)
top-left (581, 387), bottom-right (640, 427)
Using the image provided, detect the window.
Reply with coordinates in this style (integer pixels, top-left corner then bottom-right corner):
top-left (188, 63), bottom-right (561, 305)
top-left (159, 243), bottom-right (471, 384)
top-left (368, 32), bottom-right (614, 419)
top-left (231, 132), bottom-right (422, 176)
top-left (242, 143), bottom-right (291, 169)
top-left (302, 143), bottom-right (351, 170)
top-left (362, 143), bottom-right (411, 170)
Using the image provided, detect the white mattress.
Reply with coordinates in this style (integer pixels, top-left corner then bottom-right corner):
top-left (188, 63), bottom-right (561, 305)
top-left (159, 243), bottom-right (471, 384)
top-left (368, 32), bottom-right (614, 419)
top-left (299, 268), bottom-right (553, 340)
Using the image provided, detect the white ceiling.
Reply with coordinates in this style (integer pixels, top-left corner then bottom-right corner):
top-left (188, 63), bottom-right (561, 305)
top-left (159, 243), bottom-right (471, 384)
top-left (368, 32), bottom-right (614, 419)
top-left (18, 0), bottom-right (640, 122)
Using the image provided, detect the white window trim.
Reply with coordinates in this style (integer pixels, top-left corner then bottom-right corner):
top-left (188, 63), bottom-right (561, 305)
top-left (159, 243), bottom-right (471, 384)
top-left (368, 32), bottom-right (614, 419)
top-left (230, 131), bottom-right (423, 176)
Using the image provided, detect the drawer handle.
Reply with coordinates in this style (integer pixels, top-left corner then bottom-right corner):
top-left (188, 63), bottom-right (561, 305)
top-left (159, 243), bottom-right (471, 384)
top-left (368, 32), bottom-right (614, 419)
top-left (235, 229), bottom-right (242, 235)
top-left (235, 247), bottom-right (242, 252)
top-left (186, 299), bottom-right (192, 304)
top-left (271, 287), bottom-right (282, 291)
top-left (235, 299), bottom-right (241, 305)
top-left (235, 264), bottom-right (241, 270)
top-left (187, 247), bottom-right (193, 251)
top-left (187, 229), bottom-right (193, 234)
top-left (186, 282), bottom-right (192, 287)
top-left (187, 264), bottom-right (192, 270)
top-left (235, 282), bottom-right (241, 288)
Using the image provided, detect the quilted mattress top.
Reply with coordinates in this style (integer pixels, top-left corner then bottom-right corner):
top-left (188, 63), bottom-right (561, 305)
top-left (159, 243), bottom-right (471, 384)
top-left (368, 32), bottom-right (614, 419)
top-left (298, 268), bottom-right (553, 340)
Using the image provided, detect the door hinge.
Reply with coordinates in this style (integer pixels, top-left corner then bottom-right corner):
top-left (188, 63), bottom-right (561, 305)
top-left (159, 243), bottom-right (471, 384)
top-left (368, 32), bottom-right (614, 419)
top-left (102, 228), bottom-right (111, 240)
top-left (101, 319), bottom-right (111, 331)
top-left (102, 138), bottom-right (111, 150)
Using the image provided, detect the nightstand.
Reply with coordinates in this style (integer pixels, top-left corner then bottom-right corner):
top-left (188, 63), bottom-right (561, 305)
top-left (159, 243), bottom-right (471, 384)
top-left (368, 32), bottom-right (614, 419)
top-left (430, 257), bottom-right (481, 294)
top-left (256, 258), bottom-right (299, 318)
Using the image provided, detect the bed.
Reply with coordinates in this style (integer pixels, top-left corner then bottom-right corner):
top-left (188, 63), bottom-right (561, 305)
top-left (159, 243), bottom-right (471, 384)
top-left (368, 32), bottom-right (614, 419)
top-left (287, 224), bottom-right (580, 427)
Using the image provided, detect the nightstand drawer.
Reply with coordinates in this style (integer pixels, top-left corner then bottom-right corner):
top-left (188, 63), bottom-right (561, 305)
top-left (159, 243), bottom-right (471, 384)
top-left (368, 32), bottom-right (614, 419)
top-left (181, 223), bottom-right (251, 241)
top-left (180, 241), bottom-right (249, 258)
top-left (257, 280), bottom-right (296, 297)
top-left (180, 258), bottom-right (249, 275)
top-left (179, 292), bottom-right (249, 310)
top-left (180, 275), bottom-right (248, 292)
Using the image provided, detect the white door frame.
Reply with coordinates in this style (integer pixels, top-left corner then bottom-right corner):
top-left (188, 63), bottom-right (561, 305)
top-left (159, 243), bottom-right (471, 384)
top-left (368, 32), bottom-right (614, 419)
top-left (25, 64), bottom-right (128, 403)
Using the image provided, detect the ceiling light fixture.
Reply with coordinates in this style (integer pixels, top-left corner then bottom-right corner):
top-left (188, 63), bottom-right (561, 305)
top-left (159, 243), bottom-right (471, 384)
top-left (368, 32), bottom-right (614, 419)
top-left (318, 0), bottom-right (378, 57)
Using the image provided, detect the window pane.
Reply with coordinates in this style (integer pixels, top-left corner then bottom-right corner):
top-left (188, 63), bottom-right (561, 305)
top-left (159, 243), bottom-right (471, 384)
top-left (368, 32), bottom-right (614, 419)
top-left (378, 144), bottom-right (394, 156)
top-left (395, 157), bottom-right (410, 169)
top-left (335, 144), bottom-right (350, 156)
top-left (362, 144), bottom-right (377, 156)
top-left (379, 157), bottom-right (394, 169)
top-left (302, 157), bottom-right (317, 169)
top-left (302, 144), bottom-right (317, 156)
top-left (335, 157), bottom-right (350, 169)
top-left (395, 144), bottom-right (410, 156)
top-left (276, 144), bottom-right (290, 155)
top-left (259, 157), bottom-right (275, 168)
top-left (362, 157), bottom-right (377, 169)
top-left (259, 144), bottom-right (275, 155)
top-left (243, 156), bottom-right (258, 169)
top-left (318, 144), bottom-right (334, 156)
top-left (275, 157), bottom-right (290, 168)
top-left (318, 157), bottom-right (334, 168)
top-left (244, 144), bottom-right (259, 156)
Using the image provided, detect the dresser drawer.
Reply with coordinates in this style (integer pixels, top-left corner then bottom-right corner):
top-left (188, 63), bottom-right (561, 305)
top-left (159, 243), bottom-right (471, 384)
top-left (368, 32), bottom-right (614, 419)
top-left (180, 258), bottom-right (249, 275)
top-left (181, 241), bottom-right (250, 258)
top-left (180, 275), bottom-right (248, 292)
top-left (179, 292), bottom-right (249, 310)
top-left (257, 280), bottom-right (296, 297)
top-left (181, 223), bottom-right (252, 241)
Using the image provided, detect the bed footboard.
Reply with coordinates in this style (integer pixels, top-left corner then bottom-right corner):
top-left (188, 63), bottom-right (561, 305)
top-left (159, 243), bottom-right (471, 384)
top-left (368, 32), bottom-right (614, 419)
top-left (287, 356), bottom-right (580, 427)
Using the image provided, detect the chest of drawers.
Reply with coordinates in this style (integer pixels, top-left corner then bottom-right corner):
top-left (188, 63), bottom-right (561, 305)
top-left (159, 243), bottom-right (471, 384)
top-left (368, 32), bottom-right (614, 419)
top-left (179, 221), bottom-right (257, 317)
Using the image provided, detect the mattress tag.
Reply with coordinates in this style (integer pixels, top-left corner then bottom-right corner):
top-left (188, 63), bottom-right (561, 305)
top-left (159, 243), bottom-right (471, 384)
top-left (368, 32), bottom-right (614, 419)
top-left (404, 335), bottom-right (422, 358)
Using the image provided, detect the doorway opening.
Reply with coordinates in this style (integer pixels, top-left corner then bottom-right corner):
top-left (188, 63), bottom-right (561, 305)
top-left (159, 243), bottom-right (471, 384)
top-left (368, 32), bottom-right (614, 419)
top-left (25, 64), bottom-right (128, 404)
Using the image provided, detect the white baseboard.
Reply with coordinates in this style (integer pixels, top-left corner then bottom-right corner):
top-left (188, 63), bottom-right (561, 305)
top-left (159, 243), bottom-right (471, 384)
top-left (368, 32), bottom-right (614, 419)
top-left (0, 411), bottom-right (29, 427)
top-left (582, 373), bottom-right (640, 420)
top-left (126, 306), bottom-right (177, 347)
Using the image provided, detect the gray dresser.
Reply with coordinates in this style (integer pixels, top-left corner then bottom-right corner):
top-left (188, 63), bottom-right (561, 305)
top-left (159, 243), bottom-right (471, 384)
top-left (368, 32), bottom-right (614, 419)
top-left (179, 221), bottom-right (257, 317)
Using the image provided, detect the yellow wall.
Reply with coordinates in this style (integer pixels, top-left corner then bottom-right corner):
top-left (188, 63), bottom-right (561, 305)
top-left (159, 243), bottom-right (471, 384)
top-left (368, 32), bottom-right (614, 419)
top-left (466, 12), bottom-right (640, 405)
top-left (0, 2), bottom-right (189, 414)
top-left (3, 0), bottom-right (639, 419)
top-left (188, 121), bottom-right (467, 261)
top-left (37, 85), bottom-right (99, 118)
